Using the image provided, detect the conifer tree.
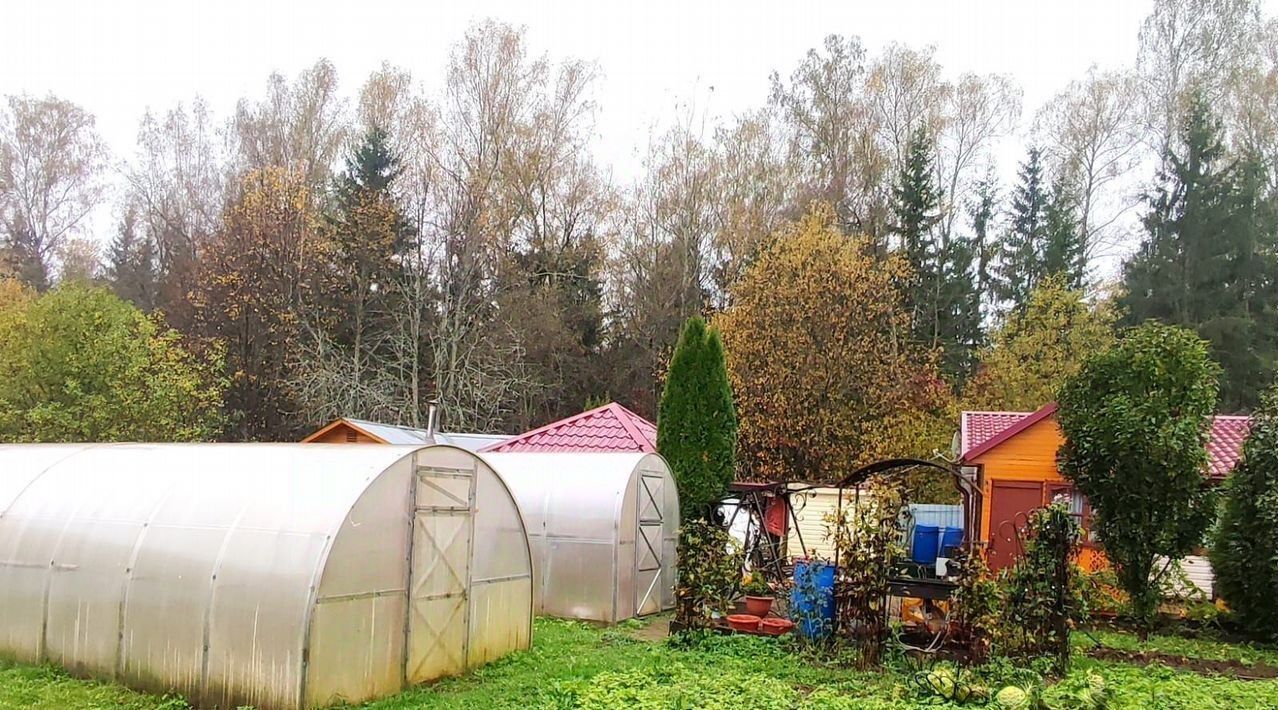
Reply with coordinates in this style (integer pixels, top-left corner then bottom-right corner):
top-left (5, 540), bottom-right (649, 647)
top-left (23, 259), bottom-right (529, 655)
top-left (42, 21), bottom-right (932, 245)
top-left (890, 129), bottom-right (981, 377)
top-left (1121, 92), bottom-right (1278, 411)
top-left (105, 206), bottom-right (157, 311)
top-left (996, 147), bottom-right (1050, 313)
top-left (1041, 176), bottom-right (1085, 290)
top-left (657, 316), bottom-right (738, 521)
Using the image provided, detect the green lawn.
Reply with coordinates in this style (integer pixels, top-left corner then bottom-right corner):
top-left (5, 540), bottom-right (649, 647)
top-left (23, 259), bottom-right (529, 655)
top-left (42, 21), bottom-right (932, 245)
top-left (3, 618), bottom-right (1278, 709)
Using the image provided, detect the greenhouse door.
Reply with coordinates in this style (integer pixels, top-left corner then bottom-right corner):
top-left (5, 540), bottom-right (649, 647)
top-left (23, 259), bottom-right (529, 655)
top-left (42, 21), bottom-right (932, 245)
top-left (635, 472), bottom-right (665, 616)
top-left (406, 462), bottom-right (474, 683)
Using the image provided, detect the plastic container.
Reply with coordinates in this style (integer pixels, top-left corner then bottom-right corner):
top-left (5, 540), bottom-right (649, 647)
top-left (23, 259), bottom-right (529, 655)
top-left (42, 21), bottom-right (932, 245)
top-left (912, 524), bottom-right (941, 564)
top-left (727, 614), bottom-right (761, 632)
top-left (790, 559), bottom-right (836, 640)
top-left (939, 527), bottom-right (964, 557)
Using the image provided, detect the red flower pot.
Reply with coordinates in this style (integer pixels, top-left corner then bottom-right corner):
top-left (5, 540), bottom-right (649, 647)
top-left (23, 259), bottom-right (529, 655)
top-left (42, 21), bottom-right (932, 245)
top-left (744, 595), bottom-right (774, 616)
top-left (726, 614), bottom-right (761, 632)
top-left (759, 617), bottom-right (795, 636)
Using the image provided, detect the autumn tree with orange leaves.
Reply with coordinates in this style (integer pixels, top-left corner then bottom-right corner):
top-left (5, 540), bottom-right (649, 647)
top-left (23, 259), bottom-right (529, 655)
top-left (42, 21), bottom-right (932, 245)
top-left (716, 206), bottom-right (954, 486)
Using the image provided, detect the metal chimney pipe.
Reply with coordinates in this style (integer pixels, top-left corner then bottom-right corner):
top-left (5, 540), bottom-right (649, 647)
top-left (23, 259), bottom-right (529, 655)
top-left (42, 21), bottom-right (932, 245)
top-left (426, 399), bottom-right (440, 441)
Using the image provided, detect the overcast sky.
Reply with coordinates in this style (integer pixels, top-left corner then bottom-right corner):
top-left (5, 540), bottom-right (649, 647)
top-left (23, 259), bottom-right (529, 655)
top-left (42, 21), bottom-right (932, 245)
top-left (4, 0), bottom-right (1160, 180)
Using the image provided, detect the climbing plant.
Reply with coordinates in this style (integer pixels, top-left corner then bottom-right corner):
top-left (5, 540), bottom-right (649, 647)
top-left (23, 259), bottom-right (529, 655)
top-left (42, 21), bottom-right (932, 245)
top-left (824, 482), bottom-right (906, 667)
top-left (998, 503), bottom-right (1082, 675)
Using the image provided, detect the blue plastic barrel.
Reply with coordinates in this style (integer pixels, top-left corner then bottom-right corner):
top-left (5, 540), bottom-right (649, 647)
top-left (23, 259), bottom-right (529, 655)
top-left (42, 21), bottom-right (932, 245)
top-left (790, 559), bottom-right (836, 639)
top-left (912, 524), bottom-right (940, 564)
top-left (939, 527), bottom-right (964, 557)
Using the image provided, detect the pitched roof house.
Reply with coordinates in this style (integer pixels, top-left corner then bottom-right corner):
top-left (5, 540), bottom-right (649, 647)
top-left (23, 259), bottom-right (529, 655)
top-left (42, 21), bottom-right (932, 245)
top-left (480, 402), bottom-right (657, 454)
top-left (958, 403), bottom-right (1251, 574)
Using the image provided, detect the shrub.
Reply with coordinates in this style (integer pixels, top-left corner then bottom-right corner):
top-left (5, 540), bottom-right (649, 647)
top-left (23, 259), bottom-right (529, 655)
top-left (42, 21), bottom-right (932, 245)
top-left (1211, 384), bottom-right (1278, 640)
top-left (1057, 321), bottom-right (1220, 629)
top-left (674, 519), bottom-right (743, 631)
top-left (998, 503), bottom-right (1082, 674)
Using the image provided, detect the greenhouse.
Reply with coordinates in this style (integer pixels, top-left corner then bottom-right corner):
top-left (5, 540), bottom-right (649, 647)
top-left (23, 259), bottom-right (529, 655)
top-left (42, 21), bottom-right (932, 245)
top-left (0, 443), bottom-right (533, 710)
top-left (482, 452), bottom-right (679, 622)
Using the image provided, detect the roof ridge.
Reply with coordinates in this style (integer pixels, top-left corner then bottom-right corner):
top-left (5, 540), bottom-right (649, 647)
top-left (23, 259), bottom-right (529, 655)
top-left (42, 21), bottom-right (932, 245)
top-left (608, 402), bottom-right (657, 452)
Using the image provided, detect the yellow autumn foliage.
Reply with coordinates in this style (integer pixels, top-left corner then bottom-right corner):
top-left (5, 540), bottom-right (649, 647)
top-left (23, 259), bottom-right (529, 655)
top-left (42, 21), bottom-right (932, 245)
top-left (716, 206), bottom-right (954, 486)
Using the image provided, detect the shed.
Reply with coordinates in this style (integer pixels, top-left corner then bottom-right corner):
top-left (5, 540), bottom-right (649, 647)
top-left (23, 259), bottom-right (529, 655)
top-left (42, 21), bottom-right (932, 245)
top-left (959, 404), bottom-right (1251, 588)
top-left (0, 443), bottom-right (532, 709)
top-left (482, 452), bottom-right (678, 622)
top-left (303, 417), bottom-right (508, 452)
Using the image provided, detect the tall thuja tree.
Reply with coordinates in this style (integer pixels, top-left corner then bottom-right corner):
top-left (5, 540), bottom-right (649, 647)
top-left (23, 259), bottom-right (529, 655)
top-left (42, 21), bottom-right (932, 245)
top-left (1122, 91), bottom-right (1278, 411)
top-left (1057, 322), bottom-right (1220, 629)
top-left (658, 316), bottom-right (738, 521)
top-left (1041, 176), bottom-right (1085, 289)
top-left (996, 147), bottom-right (1050, 313)
top-left (1212, 383), bottom-right (1278, 640)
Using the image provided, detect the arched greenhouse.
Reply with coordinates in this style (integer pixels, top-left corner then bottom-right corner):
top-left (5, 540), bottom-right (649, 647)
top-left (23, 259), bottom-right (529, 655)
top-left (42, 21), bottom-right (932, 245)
top-left (0, 443), bottom-right (533, 709)
top-left (482, 452), bottom-right (679, 622)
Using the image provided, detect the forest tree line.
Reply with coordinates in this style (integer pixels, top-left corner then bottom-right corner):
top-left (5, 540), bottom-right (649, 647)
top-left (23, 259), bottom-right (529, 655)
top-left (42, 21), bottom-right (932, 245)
top-left (0, 0), bottom-right (1275, 453)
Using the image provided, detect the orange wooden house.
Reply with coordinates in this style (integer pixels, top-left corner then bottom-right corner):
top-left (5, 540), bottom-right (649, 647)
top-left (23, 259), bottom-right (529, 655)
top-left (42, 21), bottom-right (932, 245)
top-left (958, 403), bottom-right (1251, 575)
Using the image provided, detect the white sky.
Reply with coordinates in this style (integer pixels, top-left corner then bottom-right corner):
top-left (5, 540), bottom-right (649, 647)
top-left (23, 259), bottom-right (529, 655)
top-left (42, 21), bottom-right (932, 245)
top-left (5, 0), bottom-right (1256, 268)
top-left (3, 0), bottom-right (1156, 176)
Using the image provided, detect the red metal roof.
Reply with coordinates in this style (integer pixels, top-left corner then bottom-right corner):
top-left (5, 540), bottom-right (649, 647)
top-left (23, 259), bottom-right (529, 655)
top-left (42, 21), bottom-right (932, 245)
top-left (960, 406), bottom-right (1252, 479)
top-left (481, 402), bottom-right (657, 453)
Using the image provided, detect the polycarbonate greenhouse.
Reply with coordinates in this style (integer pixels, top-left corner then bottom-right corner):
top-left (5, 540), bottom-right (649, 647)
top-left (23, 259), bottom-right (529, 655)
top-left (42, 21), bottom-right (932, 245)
top-left (0, 443), bottom-right (533, 709)
top-left (482, 452), bottom-right (678, 622)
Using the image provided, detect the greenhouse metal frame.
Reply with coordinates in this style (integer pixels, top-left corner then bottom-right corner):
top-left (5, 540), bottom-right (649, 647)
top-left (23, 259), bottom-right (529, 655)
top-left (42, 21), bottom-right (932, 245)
top-left (0, 443), bottom-right (533, 709)
top-left (483, 452), bottom-right (679, 623)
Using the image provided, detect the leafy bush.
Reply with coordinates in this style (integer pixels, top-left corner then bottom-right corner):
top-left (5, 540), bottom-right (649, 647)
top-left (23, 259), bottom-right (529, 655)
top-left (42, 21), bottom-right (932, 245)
top-left (1057, 322), bottom-right (1220, 628)
top-left (824, 482), bottom-right (906, 666)
top-left (0, 282), bottom-right (226, 442)
top-left (674, 519), bottom-right (743, 630)
top-left (657, 317), bottom-right (738, 521)
top-left (951, 547), bottom-right (1000, 664)
top-left (1212, 384), bottom-right (1278, 641)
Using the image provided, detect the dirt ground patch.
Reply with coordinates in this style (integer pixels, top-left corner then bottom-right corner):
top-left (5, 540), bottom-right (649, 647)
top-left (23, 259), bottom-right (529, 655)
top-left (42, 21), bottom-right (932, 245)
top-left (627, 617), bottom-right (671, 642)
top-left (1087, 646), bottom-right (1278, 680)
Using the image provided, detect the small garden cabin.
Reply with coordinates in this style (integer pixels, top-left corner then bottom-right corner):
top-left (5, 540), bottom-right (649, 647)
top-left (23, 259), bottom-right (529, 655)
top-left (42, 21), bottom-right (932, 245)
top-left (0, 443), bottom-right (533, 709)
top-left (959, 404), bottom-right (1250, 588)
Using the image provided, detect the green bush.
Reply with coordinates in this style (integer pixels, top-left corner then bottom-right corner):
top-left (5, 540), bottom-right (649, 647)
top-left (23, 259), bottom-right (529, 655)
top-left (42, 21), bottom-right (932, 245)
top-left (1057, 321), bottom-right (1220, 628)
top-left (658, 316), bottom-right (738, 521)
top-left (1211, 384), bottom-right (1278, 641)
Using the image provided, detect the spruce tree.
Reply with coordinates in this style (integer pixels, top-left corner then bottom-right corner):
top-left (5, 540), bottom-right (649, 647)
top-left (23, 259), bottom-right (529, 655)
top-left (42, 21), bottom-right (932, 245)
top-left (1041, 176), bottom-right (1085, 290)
top-left (657, 317), bottom-right (738, 521)
top-left (1212, 383), bottom-right (1278, 640)
top-left (105, 207), bottom-right (157, 311)
top-left (891, 129), bottom-right (981, 377)
top-left (1121, 92), bottom-right (1278, 411)
top-left (968, 173), bottom-right (1000, 315)
top-left (996, 147), bottom-right (1050, 313)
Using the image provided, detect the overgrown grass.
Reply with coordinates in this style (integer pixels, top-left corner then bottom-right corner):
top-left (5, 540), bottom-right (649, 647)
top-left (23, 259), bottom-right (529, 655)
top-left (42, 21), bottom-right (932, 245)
top-left (0, 658), bottom-right (185, 710)
top-left (3, 619), bottom-right (1278, 709)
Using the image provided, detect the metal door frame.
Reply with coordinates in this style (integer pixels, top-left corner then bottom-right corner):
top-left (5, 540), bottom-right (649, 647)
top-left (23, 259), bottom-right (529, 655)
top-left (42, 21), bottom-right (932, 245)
top-left (404, 458), bottom-right (476, 683)
top-left (634, 471), bottom-right (665, 616)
